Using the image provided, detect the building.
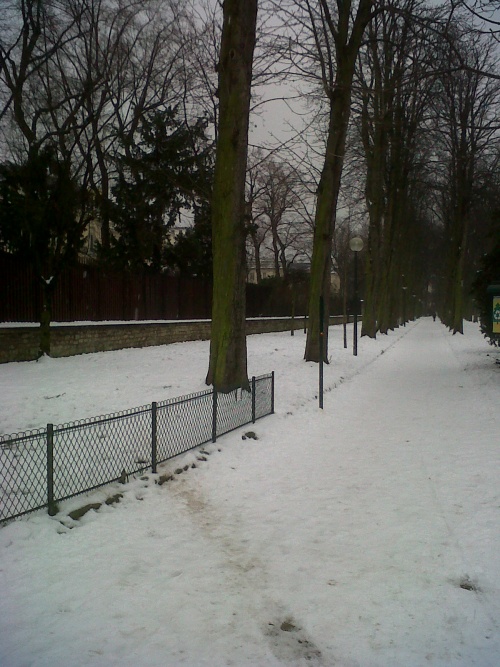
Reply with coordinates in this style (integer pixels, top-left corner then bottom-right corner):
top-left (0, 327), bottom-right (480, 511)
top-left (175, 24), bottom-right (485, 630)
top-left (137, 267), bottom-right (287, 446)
top-left (246, 259), bottom-right (340, 292)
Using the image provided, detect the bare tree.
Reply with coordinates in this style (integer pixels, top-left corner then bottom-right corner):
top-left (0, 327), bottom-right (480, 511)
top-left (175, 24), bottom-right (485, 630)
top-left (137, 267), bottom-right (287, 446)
top-left (72, 0), bottom-right (191, 249)
top-left (0, 0), bottom-right (98, 353)
top-left (249, 157), bottom-right (311, 277)
top-left (0, 1), bottom-right (91, 154)
top-left (270, 0), bottom-right (375, 361)
top-left (433, 26), bottom-right (500, 332)
top-left (1, 1), bottom-right (200, 246)
top-left (450, 0), bottom-right (500, 44)
top-left (355, 0), bottom-right (438, 337)
top-left (245, 149), bottom-right (269, 283)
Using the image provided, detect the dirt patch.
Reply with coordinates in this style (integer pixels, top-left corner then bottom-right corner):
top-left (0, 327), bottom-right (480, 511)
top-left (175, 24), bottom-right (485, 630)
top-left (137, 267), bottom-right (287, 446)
top-left (265, 616), bottom-right (323, 664)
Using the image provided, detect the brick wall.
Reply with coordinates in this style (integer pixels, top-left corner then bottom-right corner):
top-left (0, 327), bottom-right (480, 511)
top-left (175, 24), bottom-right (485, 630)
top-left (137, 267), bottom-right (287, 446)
top-left (0, 316), bottom-right (347, 363)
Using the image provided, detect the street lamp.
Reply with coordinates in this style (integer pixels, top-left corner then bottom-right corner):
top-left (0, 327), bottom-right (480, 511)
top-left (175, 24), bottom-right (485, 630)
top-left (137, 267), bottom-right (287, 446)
top-left (349, 236), bottom-right (363, 356)
top-left (402, 285), bottom-right (407, 326)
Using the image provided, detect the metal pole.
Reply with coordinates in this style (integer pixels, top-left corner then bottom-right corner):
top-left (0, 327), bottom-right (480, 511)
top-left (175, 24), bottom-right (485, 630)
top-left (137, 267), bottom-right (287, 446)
top-left (47, 424), bottom-right (57, 516)
top-left (343, 261), bottom-right (348, 348)
top-left (151, 402), bottom-right (157, 474)
top-left (319, 295), bottom-right (324, 409)
top-left (353, 252), bottom-right (358, 357)
top-left (212, 387), bottom-right (217, 443)
top-left (251, 376), bottom-right (256, 423)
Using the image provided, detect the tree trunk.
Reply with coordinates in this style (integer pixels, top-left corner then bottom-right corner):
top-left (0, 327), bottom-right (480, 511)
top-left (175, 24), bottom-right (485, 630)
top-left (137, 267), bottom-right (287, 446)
top-left (304, 0), bottom-right (374, 362)
top-left (305, 78), bottom-right (355, 361)
top-left (206, 0), bottom-right (257, 392)
top-left (252, 233), bottom-right (263, 283)
top-left (448, 209), bottom-right (469, 335)
top-left (272, 225), bottom-right (281, 278)
top-left (38, 279), bottom-right (54, 358)
top-left (361, 106), bottom-right (385, 339)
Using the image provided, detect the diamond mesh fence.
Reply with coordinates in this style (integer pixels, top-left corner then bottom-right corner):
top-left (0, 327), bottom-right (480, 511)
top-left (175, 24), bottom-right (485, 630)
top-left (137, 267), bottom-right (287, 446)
top-left (0, 430), bottom-right (47, 522)
top-left (255, 373), bottom-right (274, 419)
top-left (216, 389), bottom-right (253, 437)
top-left (156, 389), bottom-right (214, 463)
top-left (53, 406), bottom-right (153, 502)
top-left (0, 373), bottom-right (274, 523)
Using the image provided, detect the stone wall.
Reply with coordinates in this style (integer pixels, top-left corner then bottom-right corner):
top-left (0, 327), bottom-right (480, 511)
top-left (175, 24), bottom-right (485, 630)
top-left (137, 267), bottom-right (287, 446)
top-left (0, 316), bottom-right (346, 364)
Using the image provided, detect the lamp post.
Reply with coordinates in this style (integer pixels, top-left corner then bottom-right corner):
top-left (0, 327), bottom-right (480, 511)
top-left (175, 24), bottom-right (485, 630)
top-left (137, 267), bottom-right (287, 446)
top-left (349, 236), bottom-right (363, 356)
top-left (319, 295), bottom-right (324, 409)
top-left (402, 285), bottom-right (407, 326)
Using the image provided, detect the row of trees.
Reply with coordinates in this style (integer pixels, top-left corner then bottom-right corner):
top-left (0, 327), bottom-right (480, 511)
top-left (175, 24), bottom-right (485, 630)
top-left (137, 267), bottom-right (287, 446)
top-left (276, 0), bottom-right (499, 352)
top-left (356, 1), bottom-right (500, 339)
top-left (1, 0), bottom-right (499, 388)
top-left (209, 0), bottom-right (500, 387)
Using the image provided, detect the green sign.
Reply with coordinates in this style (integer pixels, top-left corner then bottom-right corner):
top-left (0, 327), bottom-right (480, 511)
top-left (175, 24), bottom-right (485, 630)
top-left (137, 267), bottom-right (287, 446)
top-left (493, 297), bottom-right (500, 335)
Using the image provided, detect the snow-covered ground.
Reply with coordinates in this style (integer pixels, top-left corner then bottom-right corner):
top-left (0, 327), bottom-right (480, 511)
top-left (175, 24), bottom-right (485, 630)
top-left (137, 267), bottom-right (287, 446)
top-left (0, 318), bottom-right (499, 667)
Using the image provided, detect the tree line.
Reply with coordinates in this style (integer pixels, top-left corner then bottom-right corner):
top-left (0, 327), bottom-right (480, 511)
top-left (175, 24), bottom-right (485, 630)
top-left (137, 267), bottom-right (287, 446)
top-left (1, 0), bottom-right (499, 389)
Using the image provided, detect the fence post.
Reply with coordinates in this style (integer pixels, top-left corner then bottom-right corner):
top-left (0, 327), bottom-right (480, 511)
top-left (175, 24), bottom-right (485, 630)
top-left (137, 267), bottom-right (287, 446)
top-left (47, 424), bottom-right (57, 516)
top-left (271, 371), bottom-right (275, 414)
top-left (212, 387), bottom-right (217, 443)
top-left (151, 402), bottom-right (157, 474)
top-left (251, 376), bottom-right (256, 423)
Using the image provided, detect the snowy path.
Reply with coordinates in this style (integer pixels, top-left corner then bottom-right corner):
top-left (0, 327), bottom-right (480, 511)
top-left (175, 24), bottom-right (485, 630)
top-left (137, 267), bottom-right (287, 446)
top-left (0, 319), bottom-right (499, 667)
top-left (169, 320), bottom-right (500, 666)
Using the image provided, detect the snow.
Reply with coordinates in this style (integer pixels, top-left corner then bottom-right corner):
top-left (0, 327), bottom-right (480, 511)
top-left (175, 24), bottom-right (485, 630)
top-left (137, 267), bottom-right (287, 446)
top-left (0, 318), bottom-right (499, 667)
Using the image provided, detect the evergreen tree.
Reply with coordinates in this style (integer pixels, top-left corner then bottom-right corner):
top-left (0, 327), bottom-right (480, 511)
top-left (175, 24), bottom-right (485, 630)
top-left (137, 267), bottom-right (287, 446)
top-left (163, 200), bottom-right (213, 279)
top-left (0, 148), bottom-right (86, 355)
top-left (108, 107), bottom-right (213, 272)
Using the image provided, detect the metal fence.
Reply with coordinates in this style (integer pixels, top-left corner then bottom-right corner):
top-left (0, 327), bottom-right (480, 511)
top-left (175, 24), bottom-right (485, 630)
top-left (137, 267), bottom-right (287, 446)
top-left (0, 373), bottom-right (274, 523)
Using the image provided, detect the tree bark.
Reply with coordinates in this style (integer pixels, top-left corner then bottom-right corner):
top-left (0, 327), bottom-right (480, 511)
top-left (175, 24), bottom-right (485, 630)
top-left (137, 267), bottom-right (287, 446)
top-left (38, 279), bottom-right (54, 358)
top-left (206, 0), bottom-right (257, 392)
